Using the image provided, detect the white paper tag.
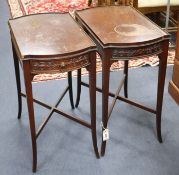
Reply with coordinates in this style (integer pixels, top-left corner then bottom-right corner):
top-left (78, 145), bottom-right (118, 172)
top-left (103, 128), bottom-right (109, 141)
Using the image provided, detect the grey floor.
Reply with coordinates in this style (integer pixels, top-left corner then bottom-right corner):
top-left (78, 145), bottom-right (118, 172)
top-left (0, 1), bottom-right (179, 175)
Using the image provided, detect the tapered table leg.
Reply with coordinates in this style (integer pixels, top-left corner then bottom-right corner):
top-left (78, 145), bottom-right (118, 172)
top-left (124, 60), bottom-right (129, 98)
top-left (75, 69), bottom-right (82, 107)
top-left (12, 42), bottom-right (22, 119)
top-left (156, 40), bottom-right (169, 143)
top-left (89, 52), bottom-right (100, 158)
top-left (101, 50), bottom-right (111, 156)
top-left (68, 71), bottom-right (74, 109)
top-left (23, 61), bottom-right (37, 172)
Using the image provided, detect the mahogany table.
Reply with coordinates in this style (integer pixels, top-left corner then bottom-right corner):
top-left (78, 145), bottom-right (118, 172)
top-left (9, 13), bottom-right (99, 172)
top-left (75, 6), bottom-right (170, 156)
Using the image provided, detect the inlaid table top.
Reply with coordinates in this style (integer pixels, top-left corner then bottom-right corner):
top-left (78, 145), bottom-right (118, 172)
top-left (9, 13), bottom-right (99, 172)
top-left (75, 5), bottom-right (170, 157)
top-left (9, 13), bottom-right (96, 60)
top-left (75, 6), bottom-right (170, 47)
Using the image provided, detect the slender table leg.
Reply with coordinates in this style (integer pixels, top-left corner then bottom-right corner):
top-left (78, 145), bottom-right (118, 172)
top-left (124, 60), bottom-right (129, 98)
top-left (12, 42), bottom-right (22, 119)
top-left (156, 40), bottom-right (169, 143)
top-left (101, 50), bottom-right (111, 156)
top-left (68, 71), bottom-right (74, 109)
top-left (75, 69), bottom-right (82, 107)
top-left (89, 52), bottom-right (100, 158)
top-left (23, 61), bottom-right (37, 172)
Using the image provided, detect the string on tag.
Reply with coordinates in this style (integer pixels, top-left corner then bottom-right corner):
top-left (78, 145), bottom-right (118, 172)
top-left (101, 122), bottom-right (109, 141)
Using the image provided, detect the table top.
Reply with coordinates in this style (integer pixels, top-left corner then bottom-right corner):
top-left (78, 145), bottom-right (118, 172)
top-left (9, 13), bottom-right (96, 60)
top-left (75, 6), bottom-right (170, 48)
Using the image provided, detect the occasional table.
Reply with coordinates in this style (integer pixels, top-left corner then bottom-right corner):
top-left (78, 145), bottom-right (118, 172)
top-left (9, 13), bottom-right (99, 172)
top-left (75, 6), bottom-right (170, 156)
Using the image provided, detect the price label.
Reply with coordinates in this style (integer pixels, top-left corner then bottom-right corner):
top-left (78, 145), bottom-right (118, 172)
top-left (103, 128), bottom-right (109, 141)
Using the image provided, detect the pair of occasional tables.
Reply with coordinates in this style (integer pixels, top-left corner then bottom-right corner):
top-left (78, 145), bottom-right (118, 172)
top-left (9, 5), bottom-right (169, 172)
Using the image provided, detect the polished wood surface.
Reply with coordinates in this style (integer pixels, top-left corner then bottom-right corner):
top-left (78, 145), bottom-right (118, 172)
top-left (9, 13), bottom-right (95, 59)
top-left (76, 6), bottom-right (168, 47)
top-left (9, 13), bottom-right (99, 172)
top-left (75, 5), bottom-right (169, 156)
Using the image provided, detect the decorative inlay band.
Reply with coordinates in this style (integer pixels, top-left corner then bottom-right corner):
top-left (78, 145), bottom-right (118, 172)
top-left (111, 43), bottom-right (162, 60)
top-left (30, 55), bottom-right (90, 75)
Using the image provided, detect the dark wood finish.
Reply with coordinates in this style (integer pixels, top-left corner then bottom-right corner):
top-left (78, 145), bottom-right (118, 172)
top-left (36, 86), bottom-right (69, 139)
top-left (23, 61), bottom-right (37, 172)
top-left (75, 7), bottom-right (168, 46)
top-left (75, 6), bottom-right (169, 156)
top-left (80, 82), bottom-right (157, 114)
top-left (124, 60), bottom-right (128, 98)
top-left (68, 71), bottom-right (74, 109)
top-left (9, 14), bottom-right (96, 59)
top-left (88, 52), bottom-right (100, 158)
top-left (156, 40), bottom-right (169, 142)
top-left (100, 49), bottom-right (111, 156)
top-left (75, 69), bottom-right (82, 107)
top-left (108, 74), bottom-right (126, 119)
top-left (11, 41), bottom-right (22, 119)
top-left (9, 13), bottom-right (99, 172)
top-left (30, 55), bottom-right (90, 75)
